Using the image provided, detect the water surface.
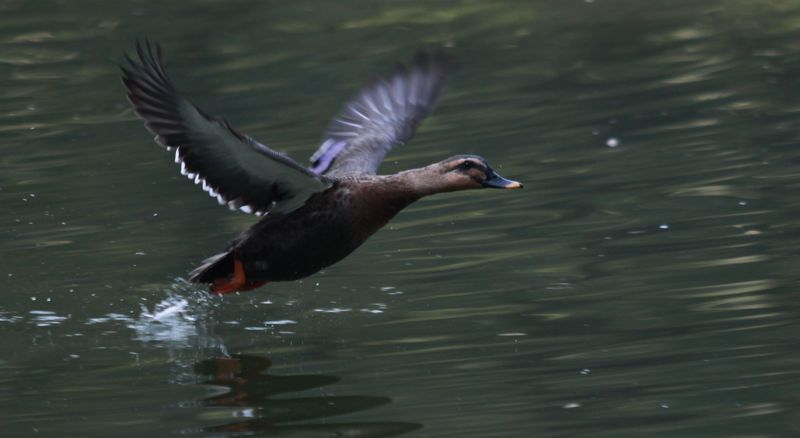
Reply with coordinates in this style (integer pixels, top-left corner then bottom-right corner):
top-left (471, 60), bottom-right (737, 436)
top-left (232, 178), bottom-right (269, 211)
top-left (3, 1), bottom-right (800, 436)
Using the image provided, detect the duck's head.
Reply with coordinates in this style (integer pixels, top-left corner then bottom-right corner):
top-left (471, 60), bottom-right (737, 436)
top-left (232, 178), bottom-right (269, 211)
top-left (411, 155), bottom-right (522, 195)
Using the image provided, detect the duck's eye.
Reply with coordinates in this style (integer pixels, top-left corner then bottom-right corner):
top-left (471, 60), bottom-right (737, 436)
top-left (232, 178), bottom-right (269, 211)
top-left (458, 161), bottom-right (475, 171)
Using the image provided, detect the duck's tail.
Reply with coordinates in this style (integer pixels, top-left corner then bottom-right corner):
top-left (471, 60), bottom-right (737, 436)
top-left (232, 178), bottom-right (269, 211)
top-left (189, 251), bottom-right (268, 295)
top-left (189, 251), bottom-right (233, 284)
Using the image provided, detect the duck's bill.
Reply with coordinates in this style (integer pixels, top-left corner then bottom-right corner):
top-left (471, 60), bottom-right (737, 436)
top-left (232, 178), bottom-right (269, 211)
top-left (483, 172), bottom-right (523, 189)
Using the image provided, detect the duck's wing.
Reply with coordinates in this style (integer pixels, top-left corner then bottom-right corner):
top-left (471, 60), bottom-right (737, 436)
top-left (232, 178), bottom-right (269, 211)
top-left (121, 40), bottom-right (331, 216)
top-left (309, 51), bottom-right (448, 176)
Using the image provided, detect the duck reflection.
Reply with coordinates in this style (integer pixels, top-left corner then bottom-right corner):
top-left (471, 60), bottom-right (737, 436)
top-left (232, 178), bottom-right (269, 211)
top-left (194, 354), bottom-right (421, 436)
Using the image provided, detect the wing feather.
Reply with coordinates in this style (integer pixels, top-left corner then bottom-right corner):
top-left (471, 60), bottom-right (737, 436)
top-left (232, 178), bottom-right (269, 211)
top-left (309, 51), bottom-right (449, 176)
top-left (121, 40), bottom-right (331, 215)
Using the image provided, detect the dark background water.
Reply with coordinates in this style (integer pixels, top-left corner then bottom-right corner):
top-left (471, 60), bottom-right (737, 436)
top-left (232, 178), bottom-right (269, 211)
top-left (3, 1), bottom-right (800, 436)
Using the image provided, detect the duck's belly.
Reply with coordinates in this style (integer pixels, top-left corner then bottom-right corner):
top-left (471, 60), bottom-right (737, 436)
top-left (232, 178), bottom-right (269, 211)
top-left (234, 210), bottom-right (382, 282)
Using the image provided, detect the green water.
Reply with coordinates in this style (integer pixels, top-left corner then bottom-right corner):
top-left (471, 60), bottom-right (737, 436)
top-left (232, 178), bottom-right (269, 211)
top-left (3, 1), bottom-right (800, 436)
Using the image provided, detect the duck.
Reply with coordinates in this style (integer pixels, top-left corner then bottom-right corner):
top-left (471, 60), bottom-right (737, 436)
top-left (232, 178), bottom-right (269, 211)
top-left (121, 40), bottom-right (522, 295)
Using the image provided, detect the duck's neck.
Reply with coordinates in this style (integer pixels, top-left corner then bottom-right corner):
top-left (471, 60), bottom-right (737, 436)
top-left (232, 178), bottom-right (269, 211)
top-left (386, 166), bottom-right (453, 198)
top-left (347, 166), bottom-right (454, 224)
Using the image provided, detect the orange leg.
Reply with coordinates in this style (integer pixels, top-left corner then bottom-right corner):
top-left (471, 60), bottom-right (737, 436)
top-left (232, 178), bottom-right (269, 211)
top-left (210, 258), bottom-right (267, 295)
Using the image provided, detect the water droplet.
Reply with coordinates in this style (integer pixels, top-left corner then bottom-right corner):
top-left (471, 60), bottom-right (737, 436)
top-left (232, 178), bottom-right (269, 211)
top-left (563, 402), bottom-right (581, 409)
top-left (658, 224), bottom-right (669, 230)
top-left (580, 368), bottom-right (591, 375)
top-left (606, 137), bottom-right (619, 148)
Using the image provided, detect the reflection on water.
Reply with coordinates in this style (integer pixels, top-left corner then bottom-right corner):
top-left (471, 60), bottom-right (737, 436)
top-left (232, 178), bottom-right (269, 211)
top-left (195, 354), bottom-right (421, 436)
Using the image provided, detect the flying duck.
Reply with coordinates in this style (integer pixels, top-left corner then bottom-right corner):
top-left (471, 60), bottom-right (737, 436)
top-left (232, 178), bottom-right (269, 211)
top-left (121, 41), bottom-right (521, 295)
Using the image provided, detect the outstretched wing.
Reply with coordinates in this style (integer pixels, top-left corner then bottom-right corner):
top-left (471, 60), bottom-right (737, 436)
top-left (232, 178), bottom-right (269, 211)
top-left (121, 40), bottom-right (331, 216)
top-left (309, 51), bottom-right (448, 176)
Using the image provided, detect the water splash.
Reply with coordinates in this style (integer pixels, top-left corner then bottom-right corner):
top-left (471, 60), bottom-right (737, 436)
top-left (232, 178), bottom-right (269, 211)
top-left (127, 278), bottom-right (220, 350)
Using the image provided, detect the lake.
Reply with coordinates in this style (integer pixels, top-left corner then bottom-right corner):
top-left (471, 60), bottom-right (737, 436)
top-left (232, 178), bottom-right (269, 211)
top-left (2, 1), bottom-right (800, 436)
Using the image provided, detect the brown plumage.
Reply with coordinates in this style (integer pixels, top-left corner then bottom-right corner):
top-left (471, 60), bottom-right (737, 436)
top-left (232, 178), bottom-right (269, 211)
top-left (121, 40), bottom-right (522, 294)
